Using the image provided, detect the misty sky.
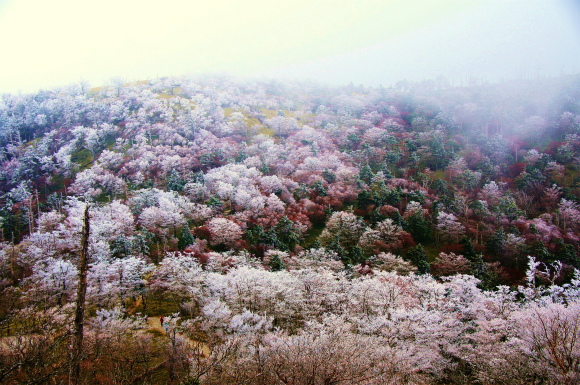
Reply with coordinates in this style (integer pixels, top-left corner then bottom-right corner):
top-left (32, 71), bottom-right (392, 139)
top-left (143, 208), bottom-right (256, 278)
top-left (0, 0), bottom-right (579, 94)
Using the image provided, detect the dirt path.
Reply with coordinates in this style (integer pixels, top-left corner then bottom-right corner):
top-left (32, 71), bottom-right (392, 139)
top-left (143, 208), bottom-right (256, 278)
top-left (147, 317), bottom-right (210, 358)
top-left (146, 316), bottom-right (166, 333)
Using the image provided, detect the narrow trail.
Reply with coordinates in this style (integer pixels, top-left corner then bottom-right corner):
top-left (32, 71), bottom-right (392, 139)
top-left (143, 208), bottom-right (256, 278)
top-left (147, 317), bottom-right (210, 358)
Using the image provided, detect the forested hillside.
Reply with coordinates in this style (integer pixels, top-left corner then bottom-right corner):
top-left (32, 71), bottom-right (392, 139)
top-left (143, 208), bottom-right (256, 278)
top-left (1, 74), bottom-right (580, 384)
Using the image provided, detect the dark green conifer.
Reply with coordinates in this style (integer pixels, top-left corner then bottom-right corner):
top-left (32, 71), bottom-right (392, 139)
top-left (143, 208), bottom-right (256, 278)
top-left (407, 244), bottom-right (430, 275)
top-left (359, 164), bottom-right (374, 184)
top-left (269, 254), bottom-right (286, 272)
top-left (166, 169), bottom-right (185, 192)
top-left (178, 224), bottom-right (195, 250)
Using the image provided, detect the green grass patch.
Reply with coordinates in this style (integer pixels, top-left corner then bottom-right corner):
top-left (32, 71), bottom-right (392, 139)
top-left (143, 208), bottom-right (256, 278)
top-left (420, 242), bottom-right (441, 262)
top-left (103, 133), bottom-right (118, 149)
top-left (431, 169), bottom-right (446, 180)
top-left (296, 111), bottom-right (314, 124)
top-left (258, 126), bottom-right (275, 137)
top-left (260, 108), bottom-right (278, 119)
top-left (71, 148), bottom-right (94, 170)
top-left (48, 173), bottom-right (67, 193)
top-left (156, 93), bottom-right (174, 100)
top-left (245, 116), bottom-right (262, 128)
top-left (87, 87), bottom-right (103, 98)
top-left (303, 223), bottom-right (325, 248)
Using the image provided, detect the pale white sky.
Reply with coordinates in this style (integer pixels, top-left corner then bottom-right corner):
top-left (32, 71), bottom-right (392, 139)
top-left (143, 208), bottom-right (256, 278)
top-left (0, 0), bottom-right (579, 93)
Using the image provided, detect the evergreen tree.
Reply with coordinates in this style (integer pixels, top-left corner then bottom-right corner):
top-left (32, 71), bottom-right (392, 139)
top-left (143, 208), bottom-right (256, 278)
top-left (247, 225), bottom-right (266, 245)
top-left (359, 164), bottom-right (374, 184)
top-left (312, 180), bottom-right (327, 196)
top-left (379, 161), bottom-right (393, 179)
top-left (432, 179), bottom-right (449, 196)
top-left (407, 244), bottom-right (430, 275)
top-left (368, 208), bottom-right (387, 225)
top-left (357, 190), bottom-right (374, 208)
top-left (329, 234), bottom-right (347, 263)
top-left (178, 224), bottom-right (196, 250)
top-left (469, 252), bottom-right (486, 279)
top-left (322, 169), bottom-right (336, 184)
top-left (486, 228), bottom-right (505, 257)
top-left (529, 240), bottom-right (552, 262)
top-left (247, 224), bottom-right (284, 250)
top-left (206, 195), bottom-right (223, 208)
top-left (470, 253), bottom-right (504, 290)
top-left (349, 246), bottom-right (365, 265)
top-left (190, 171), bottom-right (205, 185)
top-left (166, 169), bottom-right (185, 192)
top-left (132, 232), bottom-right (151, 255)
top-left (275, 216), bottom-right (302, 251)
top-left (554, 239), bottom-right (580, 268)
top-left (459, 236), bottom-right (477, 262)
top-left (110, 235), bottom-right (132, 259)
top-left (405, 212), bottom-right (432, 243)
top-left (235, 147), bottom-right (248, 163)
top-left (269, 254), bottom-right (286, 272)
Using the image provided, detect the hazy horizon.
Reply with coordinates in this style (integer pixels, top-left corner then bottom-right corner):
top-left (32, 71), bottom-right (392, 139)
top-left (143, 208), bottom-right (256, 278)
top-left (1, 0), bottom-right (579, 94)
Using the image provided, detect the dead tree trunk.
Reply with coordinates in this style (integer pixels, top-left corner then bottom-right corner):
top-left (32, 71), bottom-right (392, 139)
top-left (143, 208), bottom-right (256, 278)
top-left (70, 205), bottom-right (90, 385)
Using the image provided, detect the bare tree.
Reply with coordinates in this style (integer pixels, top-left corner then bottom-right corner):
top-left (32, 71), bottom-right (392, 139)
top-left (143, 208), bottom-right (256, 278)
top-left (69, 204), bottom-right (90, 385)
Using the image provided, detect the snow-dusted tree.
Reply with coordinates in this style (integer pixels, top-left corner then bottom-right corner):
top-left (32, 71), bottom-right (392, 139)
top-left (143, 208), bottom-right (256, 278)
top-left (231, 316), bottom-right (405, 384)
top-left (283, 248), bottom-right (343, 272)
top-left (437, 212), bottom-right (465, 243)
top-left (358, 218), bottom-right (408, 255)
top-left (479, 181), bottom-right (503, 207)
top-left (318, 211), bottom-right (364, 250)
top-left (370, 252), bottom-right (417, 275)
top-left (431, 252), bottom-right (470, 276)
top-left (139, 197), bottom-right (186, 238)
top-left (149, 253), bottom-right (206, 302)
top-left (26, 257), bottom-right (78, 306)
top-left (264, 115), bottom-right (300, 136)
top-left (90, 200), bottom-right (134, 241)
top-left (403, 201), bottom-right (424, 218)
top-left (447, 156), bottom-right (467, 182)
top-left (524, 149), bottom-right (543, 165)
top-left (183, 182), bottom-right (209, 203)
top-left (513, 302), bottom-right (580, 383)
top-left (558, 198), bottom-right (580, 230)
top-left (102, 257), bottom-right (152, 304)
top-left (207, 218), bottom-right (243, 248)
